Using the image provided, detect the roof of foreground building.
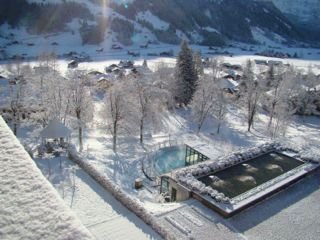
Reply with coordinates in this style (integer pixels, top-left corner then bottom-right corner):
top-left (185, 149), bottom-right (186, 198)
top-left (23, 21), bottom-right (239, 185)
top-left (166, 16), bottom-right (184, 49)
top-left (0, 116), bottom-right (94, 240)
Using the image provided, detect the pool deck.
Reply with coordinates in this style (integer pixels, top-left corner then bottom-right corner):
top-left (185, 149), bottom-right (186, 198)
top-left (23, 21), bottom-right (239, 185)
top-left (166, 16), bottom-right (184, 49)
top-left (192, 162), bottom-right (319, 217)
top-left (157, 168), bottom-right (320, 240)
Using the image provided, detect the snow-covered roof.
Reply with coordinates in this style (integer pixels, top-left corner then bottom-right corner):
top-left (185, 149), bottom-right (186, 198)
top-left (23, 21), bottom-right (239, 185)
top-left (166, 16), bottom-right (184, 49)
top-left (0, 116), bottom-right (93, 240)
top-left (40, 118), bottom-right (72, 139)
top-left (220, 78), bottom-right (239, 90)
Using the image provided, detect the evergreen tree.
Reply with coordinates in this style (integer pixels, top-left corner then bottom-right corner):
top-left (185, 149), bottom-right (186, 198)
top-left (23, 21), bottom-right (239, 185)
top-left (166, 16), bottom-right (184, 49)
top-left (174, 41), bottom-right (198, 105)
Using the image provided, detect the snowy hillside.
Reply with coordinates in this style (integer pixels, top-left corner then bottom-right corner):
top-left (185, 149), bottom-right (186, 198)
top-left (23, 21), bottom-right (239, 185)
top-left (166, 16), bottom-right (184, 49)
top-left (266, 0), bottom-right (320, 24)
top-left (0, 0), bottom-right (315, 49)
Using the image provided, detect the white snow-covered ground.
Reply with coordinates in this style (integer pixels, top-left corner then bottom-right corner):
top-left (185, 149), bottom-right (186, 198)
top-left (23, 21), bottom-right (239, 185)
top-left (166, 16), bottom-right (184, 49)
top-left (4, 51), bottom-right (319, 240)
top-left (0, 117), bottom-right (94, 240)
top-left (34, 152), bottom-right (161, 240)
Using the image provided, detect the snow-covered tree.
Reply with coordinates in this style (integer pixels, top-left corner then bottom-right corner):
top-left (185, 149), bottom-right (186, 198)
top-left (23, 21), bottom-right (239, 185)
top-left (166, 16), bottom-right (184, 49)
top-left (67, 70), bottom-right (93, 151)
top-left (304, 66), bottom-right (318, 92)
top-left (193, 50), bottom-right (204, 76)
top-left (5, 59), bottom-right (33, 135)
top-left (128, 78), bottom-right (151, 144)
top-left (42, 71), bottom-right (70, 125)
top-left (7, 78), bottom-right (26, 135)
top-left (239, 60), bottom-right (262, 132)
top-left (265, 66), bottom-right (299, 138)
top-left (209, 59), bottom-right (227, 134)
top-left (212, 87), bottom-right (227, 134)
top-left (191, 75), bottom-right (216, 133)
top-left (191, 59), bottom-right (227, 134)
top-left (174, 41), bottom-right (198, 105)
top-left (102, 81), bottom-right (128, 152)
top-left (153, 61), bottom-right (175, 104)
top-left (37, 52), bottom-right (58, 91)
top-left (294, 68), bottom-right (319, 116)
top-left (127, 77), bottom-right (170, 144)
top-left (264, 64), bottom-right (283, 128)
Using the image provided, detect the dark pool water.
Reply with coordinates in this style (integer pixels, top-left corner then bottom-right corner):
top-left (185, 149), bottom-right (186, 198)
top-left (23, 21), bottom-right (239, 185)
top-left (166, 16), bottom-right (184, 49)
top-left (198, 152), bottom-right (304, 198)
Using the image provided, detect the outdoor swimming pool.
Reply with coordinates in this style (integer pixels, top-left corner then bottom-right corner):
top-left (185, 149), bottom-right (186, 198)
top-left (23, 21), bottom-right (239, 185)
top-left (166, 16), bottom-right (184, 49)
top-left (154, 146), bottom-right (186, 174)
top-left (198, 152), bottom-right (304, 199)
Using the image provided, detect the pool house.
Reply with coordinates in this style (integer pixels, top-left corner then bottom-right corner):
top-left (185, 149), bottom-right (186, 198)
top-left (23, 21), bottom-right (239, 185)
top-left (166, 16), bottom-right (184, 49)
top-left (158, 143), bottom-right (319, 217)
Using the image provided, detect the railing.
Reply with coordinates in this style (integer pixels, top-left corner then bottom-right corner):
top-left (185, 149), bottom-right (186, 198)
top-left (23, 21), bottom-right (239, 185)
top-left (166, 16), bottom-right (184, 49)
top-left (142, 137), bottom-right (182, 181)
top-left (145, 138), bottom-right (181, 152)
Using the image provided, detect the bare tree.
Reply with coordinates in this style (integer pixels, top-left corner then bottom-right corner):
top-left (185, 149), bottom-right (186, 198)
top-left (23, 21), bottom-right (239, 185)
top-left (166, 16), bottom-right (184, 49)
top-left (130, 78), bottom-right (152, 144)
top-left (212, 86), bottom-right (227, 134)
top-left (153, 62), bottom-right (175, 92)
top-left (41, 71), bottom-right (70, 125)
top-left (37, 52), bottom-right (57, 91)
top-left (193, 50), bottom-right (204, 76)
top-left (240, 60), bottom-right (262, 132)
top-left (128, 76), bottom-right (172, 143)
top-left (191, 58), bottom-right (227, 134)
top-left (30, 53), bottom-right (62, 127)
top-left (305, 66), bottom-right (318, 92)
top-left (102, 82), bottom-right (127, 152)
top-left (68, 70), bottom-right (93, 152)
top-left (5, 59), bottom-right (31, 135)
top-left (294, 68), bottom-right (319, 117)
top-left (191, 75), bottom-right (215, 133)
top-left (8, 79), bottom-right (25, 135)
top-left (264, 66), bottom-right (300, 138)
top-left (264, 64), bottom-right (283, 128)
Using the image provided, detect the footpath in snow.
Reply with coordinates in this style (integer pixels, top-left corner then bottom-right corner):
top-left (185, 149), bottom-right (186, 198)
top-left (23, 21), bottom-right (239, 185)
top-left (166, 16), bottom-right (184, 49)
top-left (35, 154), bottom-right (161, 240)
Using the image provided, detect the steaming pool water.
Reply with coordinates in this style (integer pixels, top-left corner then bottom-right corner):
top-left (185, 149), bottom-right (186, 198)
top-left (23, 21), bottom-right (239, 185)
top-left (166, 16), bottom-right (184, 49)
top-left (198, 152), bottom-right (304, 198)
top-left (154, 146), bottom-right (186, 174)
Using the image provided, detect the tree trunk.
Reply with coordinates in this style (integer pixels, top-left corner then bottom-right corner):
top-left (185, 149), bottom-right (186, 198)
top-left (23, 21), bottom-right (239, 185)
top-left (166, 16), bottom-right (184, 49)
top-left (140, 119), bottom-right (144, 144)
top-left (13, 122), bottom-right (17, 136)
top-left (217, 122), bottom-right (221, 134)
top-left (113, 121), bottom-right (117, 152)
top-left (78, 126), bottom-right (83, 152)
top-left (76, 111), bottom-right (83, 152)
top-left (268, 101), bottom-right (276, 129)
top-left (248, 110), bottom-right (254, 132)
top-left (247, 108), bottom-right (252, 132)
top-left (13, 110), bottom-right (18, 136)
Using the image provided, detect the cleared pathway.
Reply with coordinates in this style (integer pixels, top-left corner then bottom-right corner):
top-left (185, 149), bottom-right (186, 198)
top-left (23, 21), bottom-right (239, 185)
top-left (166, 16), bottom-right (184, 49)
top-left (36, 155), bottom-right (161, 240)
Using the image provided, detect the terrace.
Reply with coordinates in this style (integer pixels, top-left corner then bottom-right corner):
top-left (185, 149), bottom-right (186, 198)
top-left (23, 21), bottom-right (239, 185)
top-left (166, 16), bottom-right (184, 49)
top-left (163, 143), bottom-right (319, 217)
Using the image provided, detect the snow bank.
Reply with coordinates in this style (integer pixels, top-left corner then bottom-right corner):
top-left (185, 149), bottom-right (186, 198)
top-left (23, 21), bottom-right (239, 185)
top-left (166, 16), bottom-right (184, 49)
top-left (67, 145), bottom-right (177, 240)
top-left (0, 117), bottom-right (94, 240)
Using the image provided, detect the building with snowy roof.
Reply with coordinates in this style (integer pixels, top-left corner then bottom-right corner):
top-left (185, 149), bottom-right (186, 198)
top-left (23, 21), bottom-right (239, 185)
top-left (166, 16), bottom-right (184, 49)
top-left (0, 116), bottom-right (93, 240)
top-left (153, 143), bottom-right (319, 217)
top-left (40, 118), bottom-right (72, 140)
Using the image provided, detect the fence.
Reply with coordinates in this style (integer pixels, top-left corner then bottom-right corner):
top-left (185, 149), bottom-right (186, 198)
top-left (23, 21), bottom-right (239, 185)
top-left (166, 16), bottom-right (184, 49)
top-left (142, 138), bottom-right (182, 181)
